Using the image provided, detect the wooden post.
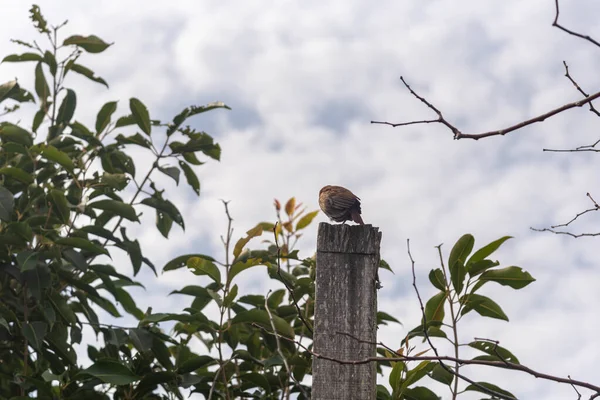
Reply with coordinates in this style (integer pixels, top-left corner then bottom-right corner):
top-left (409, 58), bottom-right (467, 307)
top-left (312, 222), bottom-right (381, 400)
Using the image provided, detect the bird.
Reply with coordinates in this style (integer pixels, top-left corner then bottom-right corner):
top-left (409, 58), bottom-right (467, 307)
top-left (319, 185), bottom-right (364, 225)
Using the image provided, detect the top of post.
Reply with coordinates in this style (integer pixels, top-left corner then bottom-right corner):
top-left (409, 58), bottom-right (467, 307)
top-left (317, 222), bottom-right (381, 254)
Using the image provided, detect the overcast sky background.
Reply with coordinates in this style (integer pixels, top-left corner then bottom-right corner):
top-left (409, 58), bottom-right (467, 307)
top-left (3, 1), bottom-right (600, 398)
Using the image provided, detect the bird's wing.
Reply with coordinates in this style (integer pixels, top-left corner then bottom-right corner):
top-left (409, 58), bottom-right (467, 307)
top-left (328, 195), bottom-right (358, 210)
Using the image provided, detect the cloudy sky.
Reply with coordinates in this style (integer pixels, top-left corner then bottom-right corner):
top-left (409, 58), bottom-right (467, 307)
top-left (3, 1), bottom-right (600, 398)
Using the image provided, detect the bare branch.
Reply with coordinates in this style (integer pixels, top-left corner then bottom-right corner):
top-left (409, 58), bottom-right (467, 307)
top-left (253, 322), bottom-right (600, 397)
top-left (371, 77), bottom-right (600, 140)
top-left (531, 193), bottom-right (600, 238)
top-left (553, 0), bottom-right (600, 48)
top-left (561, 61), bottom-right (600, 117)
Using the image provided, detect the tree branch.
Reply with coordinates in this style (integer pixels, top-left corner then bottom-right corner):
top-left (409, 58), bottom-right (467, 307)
top-left (552, 0), bottom-right (600, 48)
top-left (371, 77), bottom-right (600, 140)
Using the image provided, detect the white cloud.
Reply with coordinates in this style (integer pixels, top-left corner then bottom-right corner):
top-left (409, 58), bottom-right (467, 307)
top-left (3, 0), bottom-right (600, 398)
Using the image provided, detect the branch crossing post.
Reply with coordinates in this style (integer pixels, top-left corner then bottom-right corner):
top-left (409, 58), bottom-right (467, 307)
top-left (312, 223), bottom-right (381, 400)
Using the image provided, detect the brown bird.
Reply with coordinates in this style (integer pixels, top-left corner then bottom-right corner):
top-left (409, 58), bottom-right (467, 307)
top-left (319, 185), bottom-right (364, 225)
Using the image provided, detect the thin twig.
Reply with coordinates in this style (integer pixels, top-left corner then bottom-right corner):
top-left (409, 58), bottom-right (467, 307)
top-left (569, 375), bottom-right (582, 400)
top-left (552, 0), bottom-right (600, 48)
top-left (561, 61), bottom-right (600, 117)
top-left (372, 76), bottom-right (600, 140)
top-left (531, 193), bottom-right (600, 238)
top-left (254, 322), bottom-right (600, 397)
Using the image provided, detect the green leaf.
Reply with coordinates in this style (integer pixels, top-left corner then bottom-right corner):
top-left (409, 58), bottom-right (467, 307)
top-left (296, 210), bottom-right (319, 230)
top-left (0, 80), bottom-right (19, 103)
top-left (388, 361), bottom-right (405, 391)
top-left (2, 52), bottom-right (43, 63)
top-left (49, 189), bottom-right (70, 224)
top-left (400, 361), bottom-right (435, 391)
top-left (156, 210), bottom-right (172, 238)
top-left (377, 311), bottom-right (401, 326)
top-left (32, 109), bottom-right (45, 132)
top-left (23, 321), bottom-right (48, 350)
top-left (41, 145), bottom-right (75, 171)
top-left (428, 268), bottom-right (446, 291)
top-left (81, 360), bottom-right (139, 385)
top-left (188, 102), bottom-right (231, 117)
top-left (99, 173), bottom-right (129, 190)
top-left (379, 259), bottom-right (393, 273)
top-left (424, 291), bottom-right (446, 323)
top-left (377, 385), bottom-right (391, 400)
top-left (430, 362), bottom-right (454, 386)
top-left (115, 114), bottom-right (136, 128)
top-left (469, 340), bottom-right (520, 364)
top-left (163, 253), bottom-right (215, 272)
top-left (96, 101), bottom-right (118, 133)
top-left (63, 35), bottom-right (112, 53)
top-left (179, 161), bottom-right (200, 195)
top-left (240, 372), bottom-right (271, 392)
top-left (229, 258), bottom-right (264, 284)
top-left (478, 266), bottom-right (535, 289)
top-left (0, 122), bottom-right (33, 146)
top-left (68, 63), bottom-right (108, 88)
top-left (187, 257), bottom-right (221, 284)
top-left (9, 222), bottom-right (33, 242)
top-left (115, 132), bottom-right (152, 149)
top-left (448, 234), bottom-right (474, 294)
top-left (55, 237), bottom-right (109, 256)
top-left (178, 355), bottom-right (216, 374)
top-left (233, 225), bottom-right (264, 258)
top-left (467, 259), bottom-right (499, 276)
top-left (224, 284), bottom-right (238, 308)
top-left (56, 89), bottom-right (77, 125)
top-left (50, 293), bottom-right (77, 324)
top-left (231, 309), bottom-right (295, 339)
top-left (464, 382), bottom-right (515, 399)
top-left (129, 98), bottom-right (151, 135)
top-left (152, 336), bottom-right (174, 370)
top-left (402, 386), bottom-right (441, 400)
top-left (0, 167), bottom-right (34, 184)
top-left (158, 165), bottom-right (180, 184)
top-left (467, 236), bottom-right (512, 266)
top-left (88, 199), bottom-right (139, 222)
top-left (34, 62), bottom-right (50, 101)
top-left (0, 186), bottom-right (14, 221)
top-left (29, 5), bottom-right (49, 33)
top-left (43, 50), bottom-right (57, 75)
top-left (70, 121), bottom-right (102, 146)
top-left (17, 250), bottom-right (39, 272)
top-left (140, 196), bottom-right (183, 228)
top-left (114, 288), bottom-right (144, 319)
top-left (460, 294), bottom-right (508, 321)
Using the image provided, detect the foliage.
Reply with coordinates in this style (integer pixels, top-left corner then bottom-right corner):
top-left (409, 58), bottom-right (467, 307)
top-left (0, 7), bottom-right (395, 399)
top-left (377, 235), bottom-right (535, 400)
top-left (0, 6), bottom-right (231, 399)
top-left (0, 6), bottom-right (543, 400)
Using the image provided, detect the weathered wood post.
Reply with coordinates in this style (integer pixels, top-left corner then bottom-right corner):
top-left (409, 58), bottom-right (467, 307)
top-left (312, 223), bottom-right (381, 400)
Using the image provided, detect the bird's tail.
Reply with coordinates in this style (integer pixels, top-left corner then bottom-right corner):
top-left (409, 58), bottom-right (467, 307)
top-left (351, 210), bottom-right (364, 225)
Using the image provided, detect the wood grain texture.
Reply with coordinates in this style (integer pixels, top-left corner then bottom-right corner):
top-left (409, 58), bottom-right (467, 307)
top-left (312, 222), bottom-right (381, 400)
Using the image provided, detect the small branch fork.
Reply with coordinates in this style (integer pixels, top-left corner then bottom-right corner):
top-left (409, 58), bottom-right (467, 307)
top-left (252, 322), bottom-right (600, 398)
top-left (552, 0), bottom-right (600, 48)
top-left (371, 76), bottom-right (600, 140)
top-left (531, 192), bottom-right (600, 238)
top-left (372, 1), bottom-right (600, 141)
